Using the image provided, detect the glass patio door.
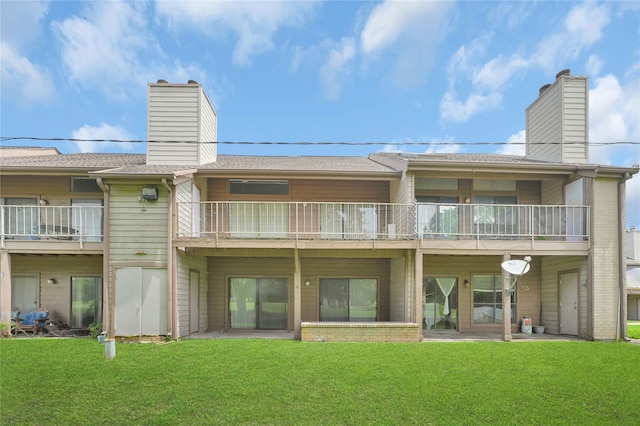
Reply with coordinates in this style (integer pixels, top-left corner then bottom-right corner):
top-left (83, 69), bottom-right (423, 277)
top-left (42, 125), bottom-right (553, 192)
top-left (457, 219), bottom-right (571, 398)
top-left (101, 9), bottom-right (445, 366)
top-left (320, 278), bottom-right (377, 322)
top-left (229, 278), bottom-right (288, 329)
top-left (423, 277), bottom-right (458, 330)
top-left (71, 277), bottom-right (102, 328)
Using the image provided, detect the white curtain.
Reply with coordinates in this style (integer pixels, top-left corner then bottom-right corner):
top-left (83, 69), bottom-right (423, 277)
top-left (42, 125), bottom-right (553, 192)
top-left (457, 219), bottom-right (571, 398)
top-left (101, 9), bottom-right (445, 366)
top-left (436, 278), bottom-right (457, 315)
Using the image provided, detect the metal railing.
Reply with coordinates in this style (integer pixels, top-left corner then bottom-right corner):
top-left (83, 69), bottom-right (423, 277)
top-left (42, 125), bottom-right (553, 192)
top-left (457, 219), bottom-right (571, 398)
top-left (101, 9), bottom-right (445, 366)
top-left (177, 202), bottom-right (416, 240)
top-left (0, 205), bottom-right (104, 242)
top-left (416, 203), bottom-right (589, 241)
top-left (176, 201), bottom-right (589, 241)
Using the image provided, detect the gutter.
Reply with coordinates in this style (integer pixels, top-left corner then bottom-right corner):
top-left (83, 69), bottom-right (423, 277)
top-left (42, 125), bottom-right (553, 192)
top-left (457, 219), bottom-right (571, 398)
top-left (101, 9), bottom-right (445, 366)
top-left (96, 178), bottom-right (112, 337)
top-left (162, 178), bottom-right (177, 340)
top-left (618, 172), bottom-right (633, 341)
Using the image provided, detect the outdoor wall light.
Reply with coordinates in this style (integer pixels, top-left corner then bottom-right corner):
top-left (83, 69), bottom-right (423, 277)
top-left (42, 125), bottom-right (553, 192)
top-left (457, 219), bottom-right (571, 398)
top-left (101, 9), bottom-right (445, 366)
top-left (464, 279), bottom-right (470, 286)
top-left (47, 278), bottom-right (57, 285)
top-left (39, 199), bottom-right (48, 205)
top-left (305, 280), bottom-right (311, 287)
top-left (142, 186), bottom-right (158, 201)
top-left (464, 197), bottom-right (471, 203)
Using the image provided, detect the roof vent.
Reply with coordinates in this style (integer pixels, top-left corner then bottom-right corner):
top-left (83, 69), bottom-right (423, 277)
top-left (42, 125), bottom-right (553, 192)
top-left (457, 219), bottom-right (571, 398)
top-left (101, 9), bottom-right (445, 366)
top-left (188, 80), bottom-right (199, 84)
top-left (157, 79), bottom-right (168, 84)
top-left (555, 69), bottom-right (570, 79)
top-left (539, 83), bottom-right (552, 96)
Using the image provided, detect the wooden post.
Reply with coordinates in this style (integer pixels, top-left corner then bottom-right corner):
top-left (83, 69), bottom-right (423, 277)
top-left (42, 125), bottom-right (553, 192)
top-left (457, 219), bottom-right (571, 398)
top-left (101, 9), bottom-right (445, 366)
top-left (293, 249), bottom-right (301, 340)
top-left (502, 253), bottom-right (512, 342)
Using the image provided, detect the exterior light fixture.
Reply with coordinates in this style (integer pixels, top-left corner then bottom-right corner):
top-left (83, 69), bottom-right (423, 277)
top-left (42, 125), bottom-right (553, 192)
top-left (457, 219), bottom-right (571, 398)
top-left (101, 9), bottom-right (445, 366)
top-left (464, 279), bottom-right (470, 286)
top-left (305, 280), bottom-right (311, 287)
top-left (142, 186), bottom-right (158, 201)
top-left (47, 278), bottom-right (57, 285)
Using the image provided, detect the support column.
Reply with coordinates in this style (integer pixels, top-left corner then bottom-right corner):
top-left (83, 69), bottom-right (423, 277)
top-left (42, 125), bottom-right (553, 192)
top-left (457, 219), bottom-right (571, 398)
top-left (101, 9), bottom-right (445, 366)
top-left (0, 250), bottom-right (11, 323)
top-left (502, 253), bottom-right (512, 342)
top-left (293, 249), bottom-right (301, 340)
top-left (414, 249), bottom-right (423, 325)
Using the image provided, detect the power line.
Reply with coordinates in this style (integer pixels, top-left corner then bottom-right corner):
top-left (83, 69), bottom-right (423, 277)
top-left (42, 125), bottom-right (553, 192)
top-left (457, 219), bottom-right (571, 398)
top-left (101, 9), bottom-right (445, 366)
top-left (1, 136), bottom-right (638, 147)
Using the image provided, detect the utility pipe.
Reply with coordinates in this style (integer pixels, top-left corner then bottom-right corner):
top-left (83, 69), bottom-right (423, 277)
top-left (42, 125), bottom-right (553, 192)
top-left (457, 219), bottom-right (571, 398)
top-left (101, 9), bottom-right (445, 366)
top-left (96, 178), bottom-right (111, 336)
top-left (618, 172), bottom-right (632, 341)
top-left (162, 178), bottom-right (176, 340)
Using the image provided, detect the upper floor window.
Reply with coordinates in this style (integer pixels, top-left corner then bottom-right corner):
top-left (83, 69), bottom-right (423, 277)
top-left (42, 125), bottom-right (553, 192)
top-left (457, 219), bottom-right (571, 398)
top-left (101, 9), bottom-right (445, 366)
top-left (473, 180), bottom-right (516, 191)
top-left (416, 178), bottom-right (458, 191)
top-left (229, 180), bottom-right (288, 195)
top-left (71, 178), bottom-right (101, 193)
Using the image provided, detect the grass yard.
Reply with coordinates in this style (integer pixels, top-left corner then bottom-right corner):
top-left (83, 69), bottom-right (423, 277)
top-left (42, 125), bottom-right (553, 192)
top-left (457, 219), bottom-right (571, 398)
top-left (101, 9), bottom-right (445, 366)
top-left (628, 320), bottom-right (640, 339)
top-left (1, 339), bottom-right (639, 425)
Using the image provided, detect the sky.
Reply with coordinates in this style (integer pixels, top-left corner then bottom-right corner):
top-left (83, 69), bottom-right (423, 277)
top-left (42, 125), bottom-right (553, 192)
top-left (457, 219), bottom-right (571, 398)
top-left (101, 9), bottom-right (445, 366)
top-left (1, 0), bottom-right (639, 227)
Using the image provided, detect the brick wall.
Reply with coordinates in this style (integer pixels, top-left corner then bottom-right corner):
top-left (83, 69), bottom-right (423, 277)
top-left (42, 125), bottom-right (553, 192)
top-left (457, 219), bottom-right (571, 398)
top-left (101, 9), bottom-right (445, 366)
top-left (301, 322), bottom-right (421, 342)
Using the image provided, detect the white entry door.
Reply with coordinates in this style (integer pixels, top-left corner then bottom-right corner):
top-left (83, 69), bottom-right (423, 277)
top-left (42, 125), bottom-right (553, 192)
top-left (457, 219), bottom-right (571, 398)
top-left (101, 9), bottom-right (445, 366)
top-left (559, 271), bottom-right (578, 335)
top-left (114, 267), bottom-right (168, 337)
top-left (189, 270), bottom-right (199, 333)
top-left (11, 276), bottom-right (38, 314)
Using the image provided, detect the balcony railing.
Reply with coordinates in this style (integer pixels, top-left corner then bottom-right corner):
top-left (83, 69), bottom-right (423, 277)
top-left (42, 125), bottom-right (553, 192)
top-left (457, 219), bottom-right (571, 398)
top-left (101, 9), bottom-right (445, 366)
top-left (178, 202), bottom-right (416, 240)
top-left (417, 203), bottom-right (589, 241)
top-left (0, 205), bottom-right (104, 242)
top-left (176, 201), bottom-right (589, 242)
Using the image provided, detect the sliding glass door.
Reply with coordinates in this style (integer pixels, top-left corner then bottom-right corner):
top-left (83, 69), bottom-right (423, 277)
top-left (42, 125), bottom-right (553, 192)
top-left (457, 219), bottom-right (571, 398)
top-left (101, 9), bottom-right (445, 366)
top-left (319, 278), bottom-right (377, 322)
top-left (423, 277), bottom-right (458, 330)
top-left (229, 278), bottom-right (288, 329)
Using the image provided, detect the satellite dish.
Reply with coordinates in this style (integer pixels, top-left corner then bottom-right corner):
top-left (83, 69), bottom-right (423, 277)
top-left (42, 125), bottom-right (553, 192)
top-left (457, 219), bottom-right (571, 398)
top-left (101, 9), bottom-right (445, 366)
top-left (501, 259), bottom-right (531, 276)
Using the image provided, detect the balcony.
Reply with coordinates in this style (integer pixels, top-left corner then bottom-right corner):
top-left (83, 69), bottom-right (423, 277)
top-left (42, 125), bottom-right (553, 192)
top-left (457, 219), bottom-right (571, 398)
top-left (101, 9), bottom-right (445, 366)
top-left (177, 202), bottom-right (416, 242)
top-left (1, 205), bottom-right (104, 244)
top-left (176, 201), bottom-right (589, 249)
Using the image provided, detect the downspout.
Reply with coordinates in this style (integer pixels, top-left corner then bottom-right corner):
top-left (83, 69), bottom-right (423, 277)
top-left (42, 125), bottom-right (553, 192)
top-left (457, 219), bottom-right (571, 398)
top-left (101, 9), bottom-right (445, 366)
top-left (618, 172), bottom-right (632, 341)
top-left (96, 178), bottom-right (111, 336)
top-left (162, 178), bottom-right (176, 340)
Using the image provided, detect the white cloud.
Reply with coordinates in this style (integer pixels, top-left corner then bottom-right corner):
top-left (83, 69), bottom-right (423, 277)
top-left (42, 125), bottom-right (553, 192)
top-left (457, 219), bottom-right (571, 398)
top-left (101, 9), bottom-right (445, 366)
top-left (442, 2), bottom-right (612, 124)
top-left (0, 1), bottom-right (54, 106)
top-left (497, 130), bottom-right (526, 156)
top-left (439, 91), bottom-right (502, 124)
top-left (319, 37), bottom-right (356, 100)
top-left (0, 0), bottom-right (49, 48)
top-left (155, 1), bottom-right (317, 67)
top-left (359, 0), bottom-right (453, 87)
top-left (0, 41), bottom-right (54, 106)
top-left (52, 1), bottom-right (204, 101)
top-left (71, 123), bottom-right (134, 153)
top-left (585, 55), bottom-right (604, 77)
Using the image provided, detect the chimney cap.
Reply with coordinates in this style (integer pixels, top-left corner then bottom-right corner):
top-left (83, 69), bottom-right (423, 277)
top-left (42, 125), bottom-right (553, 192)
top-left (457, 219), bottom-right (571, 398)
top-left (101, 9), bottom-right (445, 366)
top-left (555, 69), bottom-right (570, 79)
top-left (188, 79), bottom-right (199, 84)
top-left (157, 79), bottom-right (168, 84)
top-left (539, 83), bottom-right (552, 96)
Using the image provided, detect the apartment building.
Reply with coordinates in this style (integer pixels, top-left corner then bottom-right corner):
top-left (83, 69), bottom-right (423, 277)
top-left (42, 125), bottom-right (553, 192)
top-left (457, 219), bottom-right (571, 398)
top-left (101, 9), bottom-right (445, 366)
top-left (1, 71), bottom-right (637, 341)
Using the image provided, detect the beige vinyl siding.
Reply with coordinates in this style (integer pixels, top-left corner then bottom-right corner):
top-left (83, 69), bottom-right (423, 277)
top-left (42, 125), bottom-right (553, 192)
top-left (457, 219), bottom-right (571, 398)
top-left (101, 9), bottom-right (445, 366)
top-left (516, 181), bottom-right (541, 204)
top-left (541, 180), bottom-right (564, 204)
top-left (176, 181), bottom-right (194, 238)
top-left (526, 76), bottom-right (588, 163)
top-left (390, 173), bottom-right (411, 204)
top-left (147, 85), bottom-right (200, 165)
top-left (199, 90), bottom-right (217, 164)
top-left (11, 254), bottom-right (102, 325)
top-left (108, 184), bottom-right (168, 263)
top-left (590, 177), bottom-right (620, 340)
top-left (147, 83), bottom-right (217, 165)
top-left (207, 178), bottom-right (390, 202)
top-left (207, 256), bottom-right (391, 330)
top-left (539, 256), bottom-right (587, 336)
top-left (389, 257), bottom-right (407, 321)
top-left (0, 176), bottom-right (103, 202)
top-left (176, 251), bottom-right (207, 337)
top-left (561, 79), bottom-right (589, 163)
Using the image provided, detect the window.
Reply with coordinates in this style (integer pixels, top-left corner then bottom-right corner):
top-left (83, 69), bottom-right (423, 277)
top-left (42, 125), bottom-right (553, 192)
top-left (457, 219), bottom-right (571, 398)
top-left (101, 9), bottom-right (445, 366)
top-left (423, 277), bottom-right (457, 330)
top-left (71, 178), bottom-right (101, 193)
top-left (229, 180), bottom-right (288, 195)
top-left (72, 199), bottom-right (103, 241)
top-left (417, 196), bottom-right (458, 238)
top-left (1, 198), bottom-right (37, 239)
top-left (229, 278), bottom-right (288, 329)
top-left (71, 277), bottom-right (102, 328)
top-left (474, 196), bottom-right (517, 237)
top-left (473, 275), bottom-right (516, 324)
top-left (319, 278), bottom-right (377, 321)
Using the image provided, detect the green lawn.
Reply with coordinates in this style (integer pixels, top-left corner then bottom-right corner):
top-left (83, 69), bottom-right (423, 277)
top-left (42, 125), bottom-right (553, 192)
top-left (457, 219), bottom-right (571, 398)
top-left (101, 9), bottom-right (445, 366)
top-left (629, 320), bottom-right (640, 339)
top-left (1, 338), bottom-right (638, 425)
